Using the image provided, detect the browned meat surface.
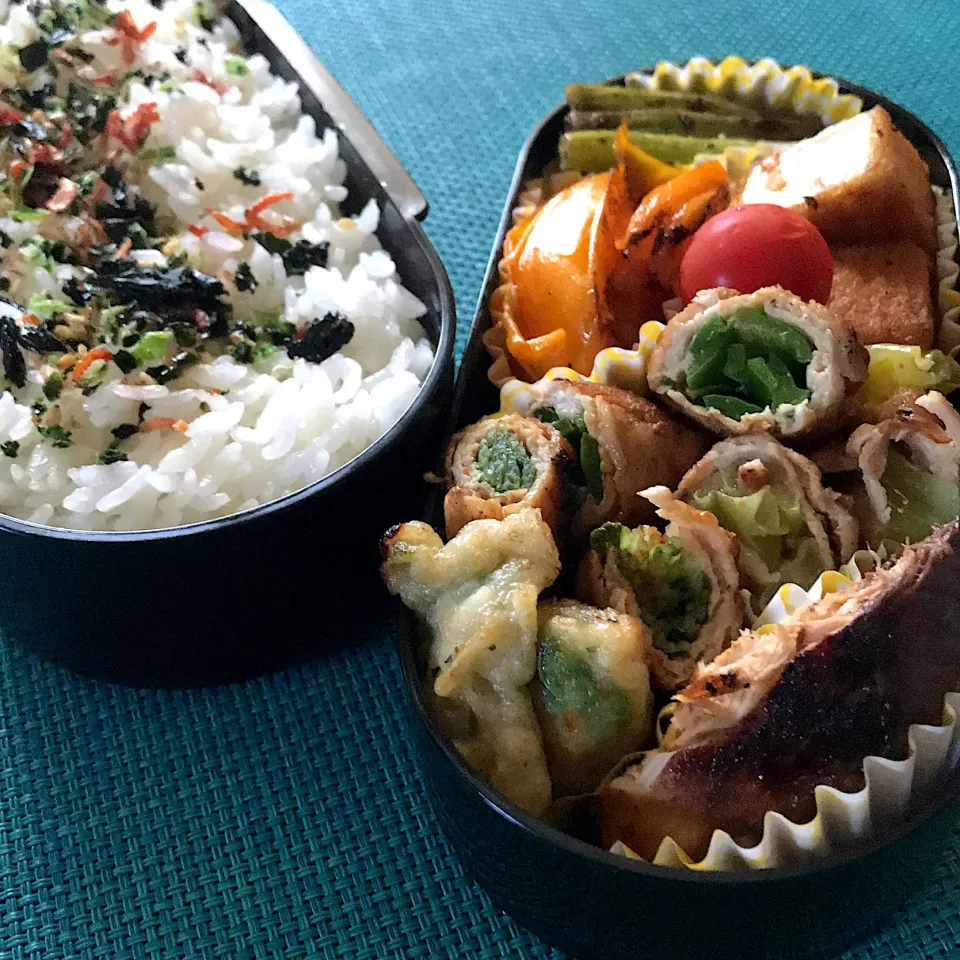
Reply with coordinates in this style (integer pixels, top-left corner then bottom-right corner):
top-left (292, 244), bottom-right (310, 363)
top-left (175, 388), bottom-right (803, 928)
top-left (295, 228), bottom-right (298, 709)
top-left (598, 523), bottom-right (960, 860)
top-left (442, 414), bottom-right (574, 538)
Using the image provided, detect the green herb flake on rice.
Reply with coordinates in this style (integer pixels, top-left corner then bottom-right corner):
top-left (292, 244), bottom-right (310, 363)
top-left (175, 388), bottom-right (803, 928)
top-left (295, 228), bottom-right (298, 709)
top-left (0, 0), bottom-right (434, 530)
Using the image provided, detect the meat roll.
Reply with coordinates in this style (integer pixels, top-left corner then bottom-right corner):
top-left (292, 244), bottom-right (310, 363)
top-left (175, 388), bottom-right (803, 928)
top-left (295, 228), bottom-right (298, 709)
top-left (847, 391), bottom-right (960, 547)
top-left (531, 600), bottom-right (653, 797)
top-left (442, 414), bottom-right (574, 539)
top-left (381, 509), bottom-right (561, 815)
top-left (647, 286), bottom-right (868, 439)
top-left (597, 525), bottom-right (960, 862)
top-left (521, 378), bottom-right (708, 538)
top-left (848, 344), bottom-right (960, 427)
top-left (578, 486), bottom-right (747, 692)
top-left (678, 435), bottom-right (858, 613)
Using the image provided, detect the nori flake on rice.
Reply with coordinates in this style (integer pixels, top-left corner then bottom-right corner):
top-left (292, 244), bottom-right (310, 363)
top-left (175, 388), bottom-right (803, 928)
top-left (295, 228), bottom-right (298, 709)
top-left (18, 39), bottom-right (51, 72)
top-left (250, 232), bottom-right (329, 275)
top-left (18, 324), bottom-right (67, 355)
top-left (93, 261), bottom-right (228, 323)
top-left (0, 316), bottom-right (26, 387)
top-left (0, 314), bottom-right (68, 384)
top-left (288, 313), bottom-right (355, 364)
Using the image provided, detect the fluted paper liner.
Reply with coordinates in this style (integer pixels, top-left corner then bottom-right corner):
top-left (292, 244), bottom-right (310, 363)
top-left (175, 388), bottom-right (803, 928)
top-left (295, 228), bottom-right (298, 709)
top-left (496, 321), bottom-right (665, 414)
top-left (628, 56), bottom-right (863, 125)
top-left (933, 185), bottom-right (960, 353)
top-left (609, 558), bottom-right (960, 871)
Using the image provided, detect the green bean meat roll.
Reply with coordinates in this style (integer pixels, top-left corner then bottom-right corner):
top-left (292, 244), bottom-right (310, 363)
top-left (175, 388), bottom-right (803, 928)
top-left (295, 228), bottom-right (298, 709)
top-left (443, 414), bottom-right (574, 539)
top-left (648, 286), bottom-right (868, 440)
top-left (520, 379), bottom-right (708, 539)
top-left (578, 486), bottom-right (747, 692)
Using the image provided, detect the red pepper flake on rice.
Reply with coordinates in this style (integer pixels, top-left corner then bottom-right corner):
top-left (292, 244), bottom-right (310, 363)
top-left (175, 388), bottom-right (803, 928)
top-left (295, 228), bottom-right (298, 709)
top-left (190, 69), bottom-right (228, 95)
top-left (141, 417), bottom-right (189, 433)
top-left (106, 10), bottom-right (158, 66)
top-left (0, 0), bottom-right (433, 531)
top-left (105, 103), bottom-right (160, 152)
top-left (72, 347), bottom-right (114, 382)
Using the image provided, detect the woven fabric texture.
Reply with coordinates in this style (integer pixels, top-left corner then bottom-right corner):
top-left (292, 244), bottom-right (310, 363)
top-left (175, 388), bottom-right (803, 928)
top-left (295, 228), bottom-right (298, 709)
top-left (3, 1), bottom-right (960, 958)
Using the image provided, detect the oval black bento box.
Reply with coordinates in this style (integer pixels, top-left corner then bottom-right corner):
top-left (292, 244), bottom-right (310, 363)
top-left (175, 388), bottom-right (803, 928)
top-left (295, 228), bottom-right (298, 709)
top-left (394, 71), bottom-right (960, 959)
top-left (0, 0), bottom-right (455, 687)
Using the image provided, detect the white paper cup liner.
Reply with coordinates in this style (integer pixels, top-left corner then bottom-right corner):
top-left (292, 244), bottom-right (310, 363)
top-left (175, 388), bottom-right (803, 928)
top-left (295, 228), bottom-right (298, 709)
top-left (611, 559), bottom-right (960, 871)
top-left (933, 185), bottom-right (960, 352)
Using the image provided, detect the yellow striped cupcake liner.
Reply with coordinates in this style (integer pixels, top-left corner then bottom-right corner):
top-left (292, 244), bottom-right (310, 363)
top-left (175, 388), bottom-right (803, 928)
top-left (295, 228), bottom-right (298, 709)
top-left (626, 56), bottom-right (862, 125)
top-left (497, 321), bottom-right (665, 413)
top-left (631, 56), bottom-right (864, 182)
top-left (612, 556), bottom-right (960, 871)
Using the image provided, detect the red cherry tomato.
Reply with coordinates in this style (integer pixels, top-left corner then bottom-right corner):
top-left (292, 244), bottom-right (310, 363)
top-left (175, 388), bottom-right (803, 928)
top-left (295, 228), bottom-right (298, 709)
top-left (679, 204), bottom-right (834, 304)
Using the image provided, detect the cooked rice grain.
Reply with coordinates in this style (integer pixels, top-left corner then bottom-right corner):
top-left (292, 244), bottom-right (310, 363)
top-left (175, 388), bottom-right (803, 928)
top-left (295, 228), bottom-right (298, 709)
top-left (0, 0), bottom-right (435, 529)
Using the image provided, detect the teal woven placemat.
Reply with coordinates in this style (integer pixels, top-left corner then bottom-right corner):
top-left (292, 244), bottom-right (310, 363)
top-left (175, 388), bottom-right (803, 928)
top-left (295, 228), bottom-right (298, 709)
top-left (3, 2), bottom-right (960, 958)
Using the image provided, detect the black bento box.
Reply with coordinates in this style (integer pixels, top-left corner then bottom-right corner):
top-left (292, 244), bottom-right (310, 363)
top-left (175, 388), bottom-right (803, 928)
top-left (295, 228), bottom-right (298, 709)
top-left (0, 0), bottom-right (455, 687)
top-left (394, 70), bottom-right (960, 959)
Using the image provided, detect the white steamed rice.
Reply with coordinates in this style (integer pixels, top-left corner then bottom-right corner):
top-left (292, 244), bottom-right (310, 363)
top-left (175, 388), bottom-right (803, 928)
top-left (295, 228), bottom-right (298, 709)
top-left (0, 0), bottom-right (435, 530)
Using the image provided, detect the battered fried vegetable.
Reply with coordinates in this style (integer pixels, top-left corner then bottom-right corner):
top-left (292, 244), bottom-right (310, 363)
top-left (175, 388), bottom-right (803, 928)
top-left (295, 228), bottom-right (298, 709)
top-left (532, 599), bottom-right (653, 797)
top-left (381, 510), bottom-right (561, 815)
